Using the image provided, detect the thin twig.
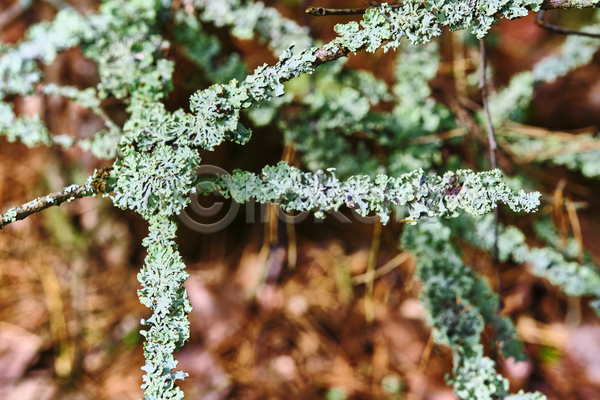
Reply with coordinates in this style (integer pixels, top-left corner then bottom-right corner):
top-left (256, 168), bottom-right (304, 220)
top-left (553, 178), bottom-right (568, 247)
top-left (306, 3), bottom-right (402, 16)
top-left (536, 10), bottom-right (600, 39)
top-left (479, 38), bottom-right (500, 267)
top-left (306, 6), bottom-right (369, 16)
top-left (478, 41), bottom-right (497, 169)
top-left (352, 251), bottom-right (410, 285)
top-left (479, 39), bottom-right (503, 360)
top-left (418, 332), bottom-right (435, 373)
top-left (0, 168), bottom-right (112, 230)
top-left (365, 221), bottom-right (382, 324)
top-left (0, 1), bottom-right (28, 31)
top-left (282, 144), bottom-right (298, 270)
top-left (566, 199), bottom-right (584, 263)
top-left (409, 128), bottom-right (467, 144)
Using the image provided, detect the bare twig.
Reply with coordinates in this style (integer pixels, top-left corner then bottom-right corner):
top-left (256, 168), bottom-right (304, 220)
top-left (0, 168), bottom-right (112, 230)
top-left (536, 10), bottom-right (600, 38)
top-left (365, 221), bottom-right (382, 324)
top-left (566, 199), bottom-right (584, 263)
top-left (282, 144), bottom-right (298, 270)
top-left (418, 332), bottom-right (435, 373)
top-left (479, 39), bottom-right (503, 360)
top-left (478, 41), bottom-right (498, 169)
top-left (306, 6), bottom-right (370, 16)
top-left (0, 1), bottom-right (28, 31)
top-left (352, 251), bottom-right (410, 285)
top-left (410, 128), bottom-right (467, 144)
top-left (479, 39), bottom-right (499, 262)
top-left (306, 3), bottom-right (402, 16)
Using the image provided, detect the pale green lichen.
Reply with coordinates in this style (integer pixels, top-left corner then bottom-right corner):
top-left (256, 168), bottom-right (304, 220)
top-left (112, 144), bottom-right (201, 222)
top-left (490, 13), bottom-right (600, 124)
top-left (194, 0), bottom-right (313, 54)
top-left (173, 10), bottom-right (247, 84)
top-left (0, 9), bottom-right (92, 97)
top-left (489, 10), bottom-right (600, 179)
top-left (208, 162), bottom-right (540, 224)
top-left (42, 84), bottom-right (102, 111)
top-left (2, 208), bottom-right (18, 224)
top-left (498, 128), bottom-right (600, 179)
top-left (402, 220), bottom-right (547, 400)
top-left (138, 231), bottom-right (191, 400)
top-left (453, 214), bottom-right (600, 317)
top-left (0, 102), bottom-right (52, 147)
top-left (274, 41), bottom-right (451, 180)
top-left (0, 1), bottom-right (568, 399)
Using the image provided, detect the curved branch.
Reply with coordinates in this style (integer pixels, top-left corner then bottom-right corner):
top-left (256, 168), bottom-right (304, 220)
top-left (541, 0), bottom-right (600, 9)
top-left (536, 10), bottom-right (600, 38)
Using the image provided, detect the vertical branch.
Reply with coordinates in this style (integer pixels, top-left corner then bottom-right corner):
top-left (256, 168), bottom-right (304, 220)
top-left (479, 40), bottom-right (498, 171)
top-left (479, 40), bottom-right (499, 269)
top-left (479, 39), bottom-right (503, 357)
top-left (282, 144), bottom-right (298, 270)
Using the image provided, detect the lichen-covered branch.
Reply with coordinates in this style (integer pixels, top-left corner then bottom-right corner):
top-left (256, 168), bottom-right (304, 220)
top-left (108, 6), bottom-right (547, 396)
top-left (194, 0), bottom-right (313, 54)
top-left (129, 1), bottom-right (548, 157)
top-left (402, 220), bottom-right (547, 400)
top-left (204, 162), bottom-right (540, 225)
top-left (497, 124), bottom-right (600, 178)
top-left (0, 168), bottom-right (112, 230)
top-left (488, 11), bottom-right (600, 178)
top-left (304, 0), bottom-right (599, 16)
top-left (1, 1), bottom-right (577, 398)
top-left (266, 41), bottom-right (449, 180)
top-left (138, 219), bottom-right (191, 400)
top-left (452, 214), bottom-right (600, 316)
top-left (491, 12), bottom-right (600, 117)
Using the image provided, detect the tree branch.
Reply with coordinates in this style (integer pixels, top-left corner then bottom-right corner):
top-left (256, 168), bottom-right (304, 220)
top-left (536, 9), bottom-right (600, 38)
top-left (541, 0), bottom-right (600, 9)
top-left (479, 41), bottom-right (498, 170)
top-left (306, 3), bottom-right (402, 16)
top-left (480, 39), bottom-right (504, 363)
top-left (0, 168), bottom-right (112, 229)
top-left (305, 0), bottom-right (600, 17)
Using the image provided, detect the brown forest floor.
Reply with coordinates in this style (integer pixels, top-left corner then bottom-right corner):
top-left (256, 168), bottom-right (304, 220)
top-left (2, 1), bottom-right (600, 399)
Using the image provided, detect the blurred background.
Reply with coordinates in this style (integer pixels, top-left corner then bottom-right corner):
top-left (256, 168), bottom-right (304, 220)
top-left (2, 1), bottom-right (600, 399)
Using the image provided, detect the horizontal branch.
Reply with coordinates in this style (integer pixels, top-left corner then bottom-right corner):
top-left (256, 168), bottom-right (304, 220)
top-left (305, 0), bottom-right (599, 17)
top-left (306, 4), bottom-right (402, 16)
top-left (0, 168), bottom-right (112, 229)
top-left (209, 162), bottom-right (541, 225)
top-left (536, 9), bottom-right (600, 38)
top-left (541, 0), bottom-right (600, 9)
